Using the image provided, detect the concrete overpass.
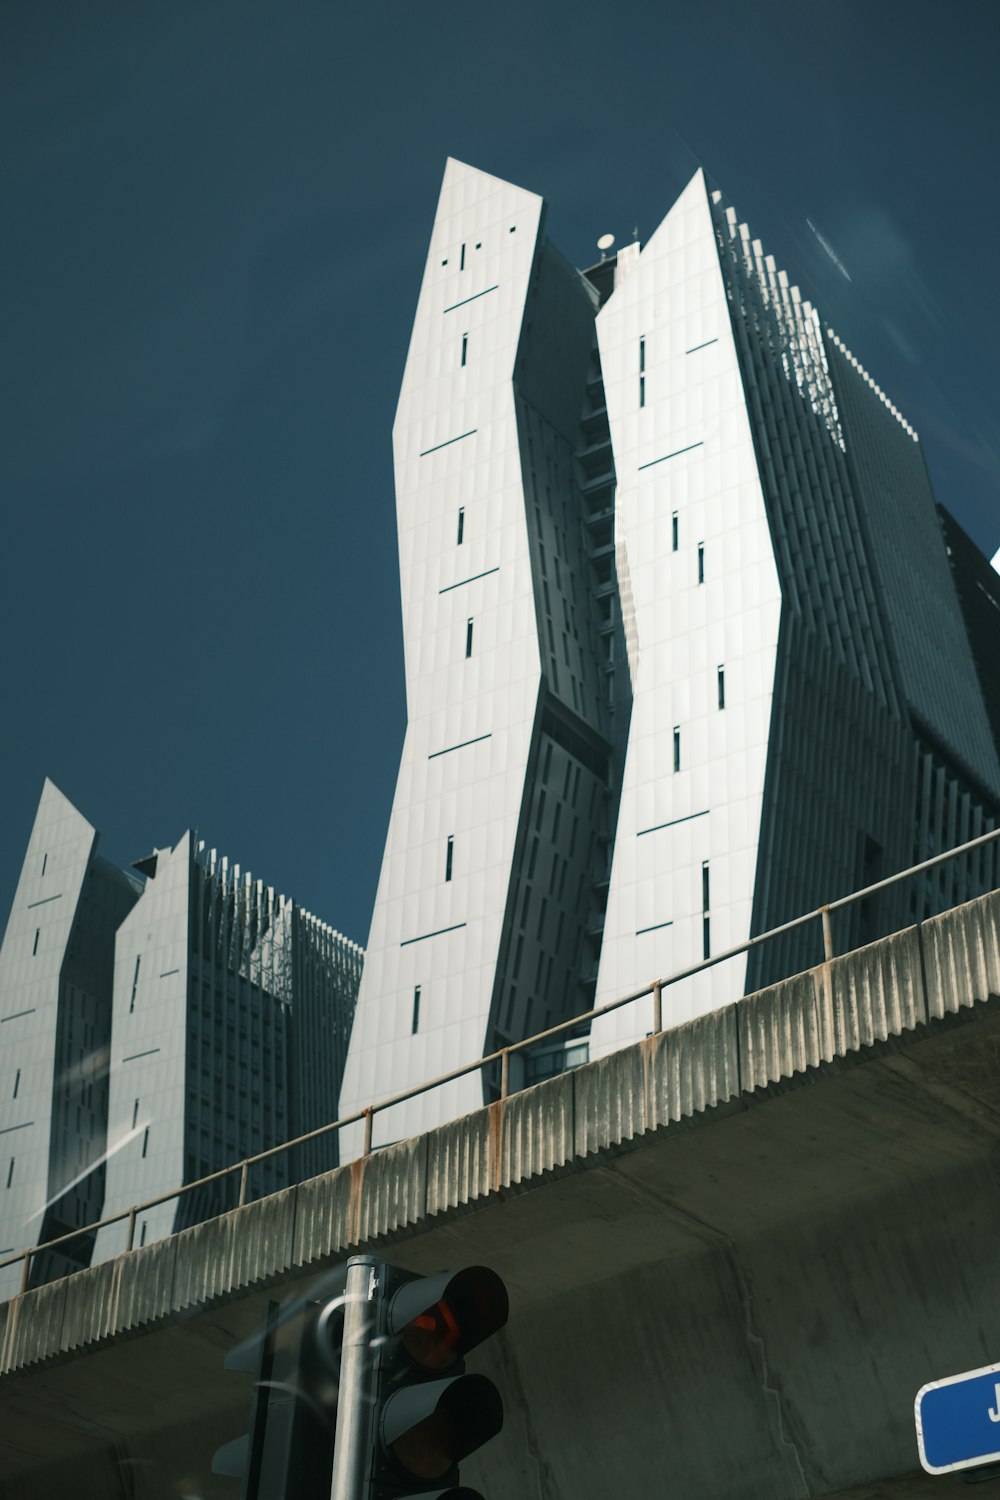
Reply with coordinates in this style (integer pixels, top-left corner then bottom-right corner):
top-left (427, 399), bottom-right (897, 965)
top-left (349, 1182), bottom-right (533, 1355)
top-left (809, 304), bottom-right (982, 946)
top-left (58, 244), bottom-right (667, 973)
top-left (2, 888), bottom-right (1000, 1499)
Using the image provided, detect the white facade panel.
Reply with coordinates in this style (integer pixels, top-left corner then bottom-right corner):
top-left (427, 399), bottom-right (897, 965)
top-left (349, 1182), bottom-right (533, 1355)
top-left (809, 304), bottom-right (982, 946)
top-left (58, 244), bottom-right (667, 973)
top-left (589, 171), bottom-right (782, 1054)
top-left (339, 161), bottom-right (551, 1151)
top-left (95, 837), bottom-right (191, 1259)
top-left (0, 781), bottom-right (97, 1300)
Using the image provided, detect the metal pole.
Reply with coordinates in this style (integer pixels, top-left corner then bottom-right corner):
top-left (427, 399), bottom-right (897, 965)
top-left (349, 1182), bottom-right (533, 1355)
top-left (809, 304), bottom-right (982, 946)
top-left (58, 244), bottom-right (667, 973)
top-left (362, 1108), bottom-right (373, 1157)
top-left (19, 1251), bottom-right (30, 1295)
top-left (330, 1255), bottom-right (378, 1500)
top-left (125, 1207), bottom-right (137, 1252)
top-left (238, 1160), bottom-right (250, 1207)
top-left (500, 1047), bottom-right (510, 1100)
top-left (651, 980), bottom-right (662, 1035)
top-left (821, 906), bottom-right (834, 962)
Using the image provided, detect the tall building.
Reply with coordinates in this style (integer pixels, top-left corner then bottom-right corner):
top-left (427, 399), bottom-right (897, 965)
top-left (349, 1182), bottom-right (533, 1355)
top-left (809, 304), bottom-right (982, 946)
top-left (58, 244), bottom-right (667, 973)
top-left (0, 781), bottom-right (141, 1292)
top-left (0, 781), bottom-right (362, 1299)
top-left (339, 159), bottom-right (1000, 1152)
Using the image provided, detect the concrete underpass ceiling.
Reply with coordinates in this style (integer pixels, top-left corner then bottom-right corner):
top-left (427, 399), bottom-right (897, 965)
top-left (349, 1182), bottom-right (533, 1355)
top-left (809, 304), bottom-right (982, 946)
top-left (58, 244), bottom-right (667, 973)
top-left (4, 1002), bottom-right (1000, 1498)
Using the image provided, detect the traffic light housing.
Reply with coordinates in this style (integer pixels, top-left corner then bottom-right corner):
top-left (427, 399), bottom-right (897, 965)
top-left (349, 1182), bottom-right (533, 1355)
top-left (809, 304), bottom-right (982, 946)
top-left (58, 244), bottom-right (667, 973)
top-left (333, 1257), bottom-right (508, 1500)
top-left (212, 1288), bottom-right (344, 1499)
top-left (213, 1258), bottom-right (508, 1500)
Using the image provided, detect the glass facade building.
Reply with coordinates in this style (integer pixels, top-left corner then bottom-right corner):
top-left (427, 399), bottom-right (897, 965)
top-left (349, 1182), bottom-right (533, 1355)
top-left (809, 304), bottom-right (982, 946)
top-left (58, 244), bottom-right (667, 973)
top-left (339, 159), bottom-right (1000, 1151)
top-left (0, 781), bottom-right (362, 1298)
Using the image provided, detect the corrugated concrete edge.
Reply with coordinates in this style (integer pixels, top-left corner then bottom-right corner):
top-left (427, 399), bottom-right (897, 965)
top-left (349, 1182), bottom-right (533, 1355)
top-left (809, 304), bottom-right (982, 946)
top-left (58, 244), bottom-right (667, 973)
top-left (3, 887), bottom-right (999, 1375)
top-left (923, 887), bottom-right (1000, 1020)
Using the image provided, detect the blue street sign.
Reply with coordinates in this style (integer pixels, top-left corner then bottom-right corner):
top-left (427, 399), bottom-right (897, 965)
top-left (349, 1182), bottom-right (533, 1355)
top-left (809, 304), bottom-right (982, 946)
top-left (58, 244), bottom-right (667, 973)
top-left (916, 1362), bottom-right (1000, 1474)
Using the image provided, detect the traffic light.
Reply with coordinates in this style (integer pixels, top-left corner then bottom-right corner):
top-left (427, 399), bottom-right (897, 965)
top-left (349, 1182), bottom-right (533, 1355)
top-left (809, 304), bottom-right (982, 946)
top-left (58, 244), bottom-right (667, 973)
top-left (212, 1283), bottom-right (345, 1499)
top-left (332, 1256), bottom-right (508, 1500)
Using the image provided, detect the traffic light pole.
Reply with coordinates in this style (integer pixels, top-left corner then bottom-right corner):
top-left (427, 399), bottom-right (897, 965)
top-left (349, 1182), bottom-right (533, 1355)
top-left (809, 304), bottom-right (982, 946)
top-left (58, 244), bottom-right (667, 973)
top-left (330, 1255), bottom-right (378, 1500)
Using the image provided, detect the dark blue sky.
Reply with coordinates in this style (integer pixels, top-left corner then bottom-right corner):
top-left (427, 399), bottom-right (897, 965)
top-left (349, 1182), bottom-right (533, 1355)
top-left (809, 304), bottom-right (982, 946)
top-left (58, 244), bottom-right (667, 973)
top-left (3, 0), bottom-right (998, 946)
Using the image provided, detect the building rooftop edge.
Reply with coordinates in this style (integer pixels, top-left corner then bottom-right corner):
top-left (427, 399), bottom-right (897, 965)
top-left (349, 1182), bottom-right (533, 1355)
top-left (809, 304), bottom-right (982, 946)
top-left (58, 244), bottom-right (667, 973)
top-left (825, 326), bottom-right (920, 442)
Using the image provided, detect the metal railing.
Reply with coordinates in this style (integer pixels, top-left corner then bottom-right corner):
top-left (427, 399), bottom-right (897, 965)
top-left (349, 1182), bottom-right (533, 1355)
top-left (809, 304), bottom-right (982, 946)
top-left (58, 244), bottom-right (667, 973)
top-left (3, 823), bottom-right (999, 1298)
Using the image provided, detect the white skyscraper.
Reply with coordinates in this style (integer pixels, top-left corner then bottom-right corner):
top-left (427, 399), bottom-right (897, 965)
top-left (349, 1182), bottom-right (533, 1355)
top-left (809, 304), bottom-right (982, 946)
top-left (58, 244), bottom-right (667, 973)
top-left (340, 159), bottom-right (1000, 1150)
top-left (0, 783), bottom-right (362, 1298)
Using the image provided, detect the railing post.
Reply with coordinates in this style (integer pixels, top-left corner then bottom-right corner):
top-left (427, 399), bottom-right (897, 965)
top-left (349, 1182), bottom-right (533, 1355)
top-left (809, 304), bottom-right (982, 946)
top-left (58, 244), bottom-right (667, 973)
top-left (651, 980), bottom-right (663, 1035)
top-left (238, 1160), bottom-right (250, 1207)
top-left (821, 905), bottom-right (834, 962)
top-left (125, 1207), bottom-right (137, 1252)
top-left (362, 1107), bottom-right (374, 1157)
top-left (19, 1250), bottom-right (31, 1295)
top-left (500, 1047), bottom-right (510, 1101)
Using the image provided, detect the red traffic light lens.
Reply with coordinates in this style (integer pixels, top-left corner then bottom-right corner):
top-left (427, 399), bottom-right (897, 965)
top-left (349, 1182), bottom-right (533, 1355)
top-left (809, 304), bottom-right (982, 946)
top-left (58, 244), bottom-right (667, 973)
top-left (399, 1295), bottom-right (462, 1372)
top-left (390, 1267), bottom-right (508, 1372)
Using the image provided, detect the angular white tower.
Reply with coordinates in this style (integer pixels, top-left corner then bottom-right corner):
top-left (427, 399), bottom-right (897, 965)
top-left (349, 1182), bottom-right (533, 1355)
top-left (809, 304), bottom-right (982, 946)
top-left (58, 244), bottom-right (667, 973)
top-left (588, 171), bottom-right (784, 1047)
top-left (339, 160), bottom-right (613, 1149)
top-left (0, 781), bottom-right (139, 1300)
top-left (341, 160), bottom-right (1000, 1150)
top-left (0, 785), bottom-right (362, 1293)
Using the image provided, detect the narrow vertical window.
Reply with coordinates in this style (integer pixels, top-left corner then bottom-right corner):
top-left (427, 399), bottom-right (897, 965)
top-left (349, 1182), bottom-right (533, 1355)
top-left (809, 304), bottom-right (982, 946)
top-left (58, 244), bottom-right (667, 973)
top-left (13, 1069), bottom-right (20, 1100)
top-left (702, 859), bottom-right (711, 960)
top-left (672, 512), bottom-right (679, 552)
top-left (132, 1098), bottom-right (140, 1129)
top-left (702, 860), bottom-right (711, 914)
top-left (141, 1127), bottom-right (149, 1159)
top-left (639, 375), bottom-right (645, 408)
top-left (697, 542), bottom-right (705, 584)
top-left (718, 665), bottom-right (725, 710)
top-left (32, 929), bottom-right (39, 956)
top-left (465, 618), bottom-right (474, 658)
top-left (5, 1159), bottom-right (13, 1189)
top-left (460, 333), bottom-right (468, 367)
top-left (457, 506), bottom-right (465, 545)
top-left (673, 727), bottom-right (681, 773)
top-left (41, 853), bottom-right (47, 877)
top-left (445, 836), bottom-right (454, 883)
top-left (460, 242), bottom-right (466, 270)
top-left (129, 955), bottom-right (141, 1013)
top-left (504, 986), bottom-right (517, 1031)
top-left (703, 915), bottom-right (711, 960)
top-left (411, 985), bottom-right (421, 1035)
top-left (139, 1221), bottom-right (148, 1247)
top-left (639, 337), bottom-right (646, 372)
